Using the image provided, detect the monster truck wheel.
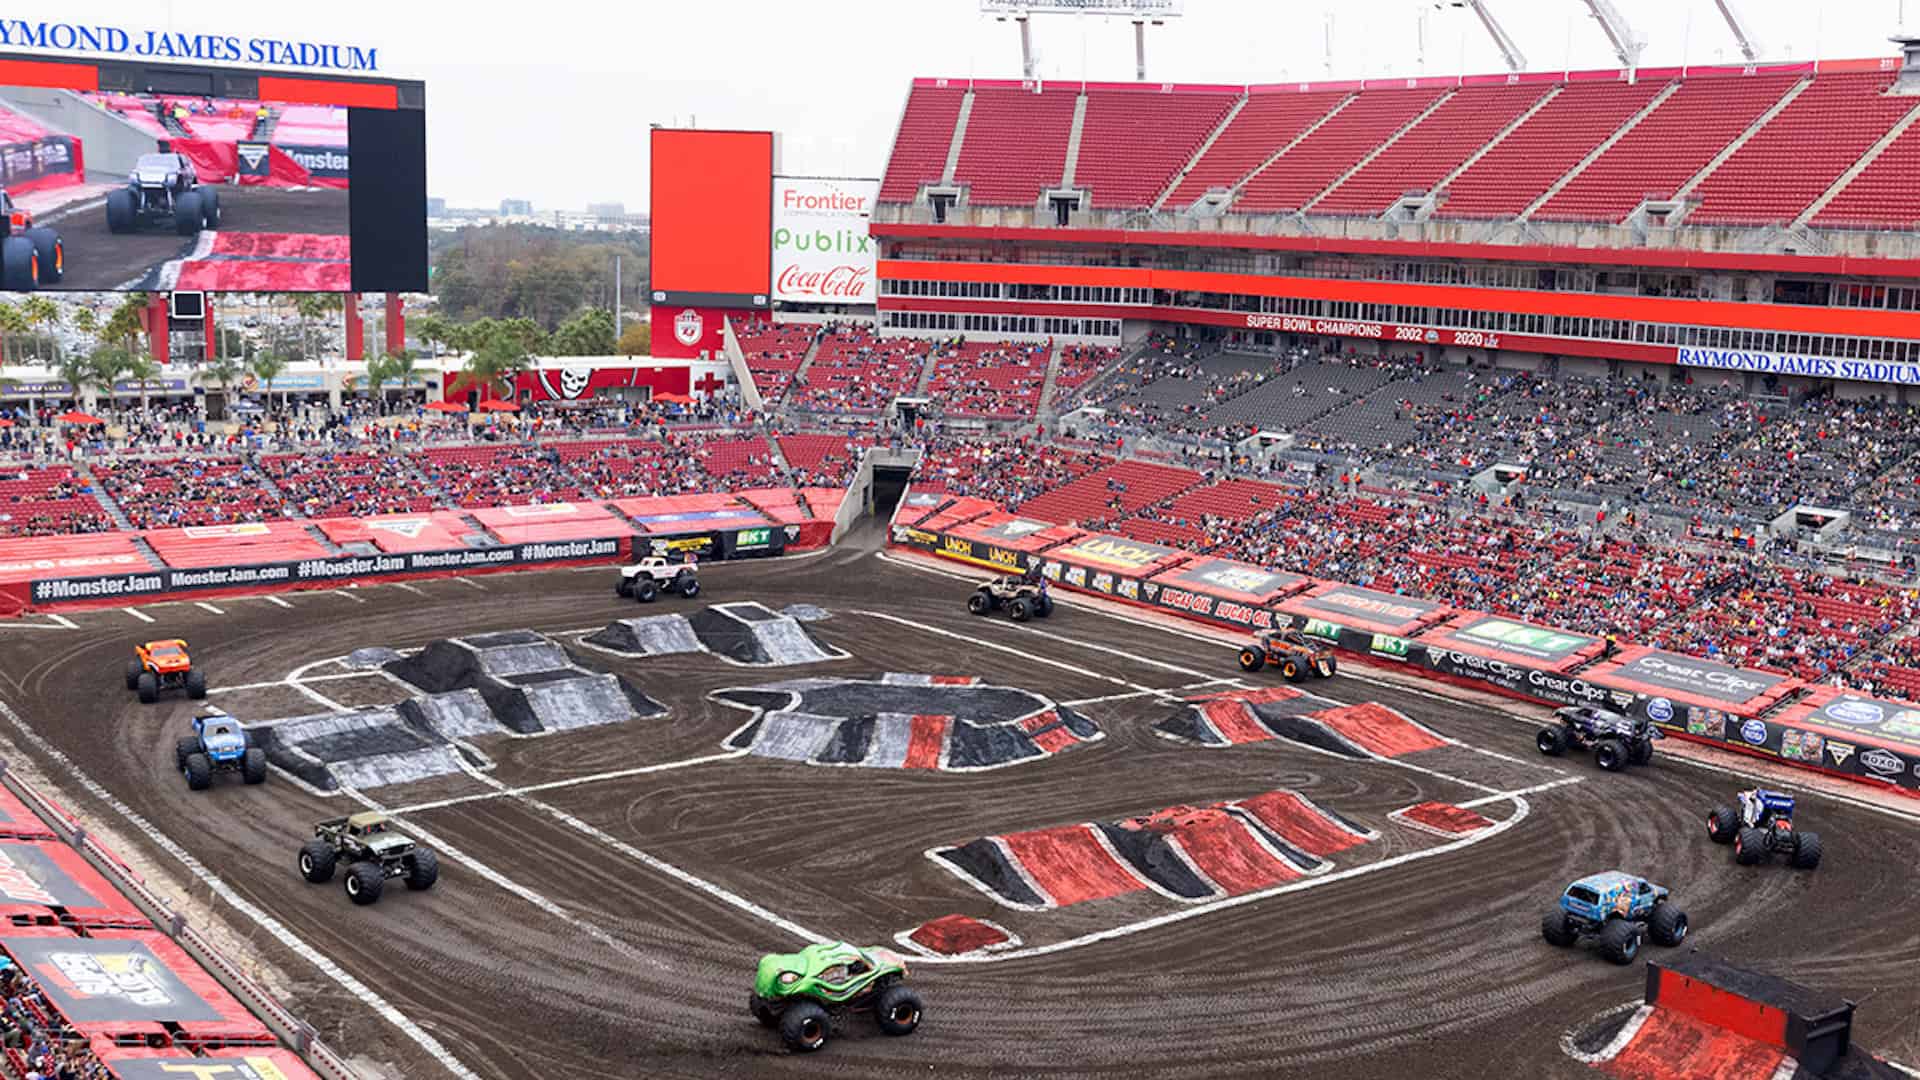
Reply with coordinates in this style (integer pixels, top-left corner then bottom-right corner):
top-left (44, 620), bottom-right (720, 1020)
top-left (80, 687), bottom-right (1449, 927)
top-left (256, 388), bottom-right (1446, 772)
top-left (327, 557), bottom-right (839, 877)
top-left (634, 578), bottom-right (659, 603)
top-left (1707, 806), bottom-right (1738, 844)
top-left (242, 747), bottom-right (268, 785)
top-left (127, 662), bottom-right (143, 691)
top-left (185, 669), bottom-right (208, 699)
top-left (22, 229), bottom-right (61, 285)
top-left (174, 737), bottom-right (200, 771)
top-left (174, 192), bottom-right (204, 236)
top-left (405, 849), bottom-right (439, 890)
top-left (967, 591), bottom-right (992, 616)
top-left (298, 840), bottom-right (336, 883)
top-left (183, 753), bottom-right (213, 791)
top-left (1648, 904), bottom-right (1688, 947)
top-left (1238, 648), bottom-right (1265, 672)
top-left (1540, 909), bottom-right (1577, 947)
top-left (345, 861), bottom-right (386, 905)
top-left (679, 575), bottom-right (700, 599)
top-left (200, 188), bottom-right (220, 228)
top-left (0, 236), bottom-right (35, 291)
top-left (1594, 737), bottom-right (1629, 772)
top-left (1282, 659), bottom-right (1306, 683)
top-left (1533, 725), bottom-right (1567, 756)
top-left (1597, 919), bottom-right (1641, 965)
top-left (1790, 831), bottom-right (1822, 870)
top-left (1008, 597), bottom-right (1032, 622)
top-left (106, 188), bottom-right (136, 233)
top-left (137, 671), bottom-right (158, 704)
top-left (779, 1000), bottom-right (830, 1053)
top-left (1628, 738), bottom-right (1654, 766)
top-left (873, 984), bottom-right (923, 1036)
top-left (1734, 827), bottom-right (1768, 865)
top-left (749, 993), bottom-right (778, 1028)
top-left (616, 578), bottom-right (632, 597)
top-left (1323, 656), bottom-right (1338, 677)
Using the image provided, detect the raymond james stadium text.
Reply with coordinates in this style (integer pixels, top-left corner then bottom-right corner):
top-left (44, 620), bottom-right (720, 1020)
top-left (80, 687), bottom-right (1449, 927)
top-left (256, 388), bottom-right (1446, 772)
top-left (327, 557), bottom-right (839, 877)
top-left (0, 20), bottom-right (379, 71)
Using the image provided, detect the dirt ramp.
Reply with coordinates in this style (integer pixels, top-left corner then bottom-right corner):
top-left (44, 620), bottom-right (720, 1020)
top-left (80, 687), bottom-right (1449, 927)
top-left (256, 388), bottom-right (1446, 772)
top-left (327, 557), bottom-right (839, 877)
top-left (689, 603), bottom-right (847, 665)
top-left (386, 630), bottom-right (665, 733)
top-left (253, 707), bottom-right (477, 792)
top-left (584, 614), bottom-right (707, 657)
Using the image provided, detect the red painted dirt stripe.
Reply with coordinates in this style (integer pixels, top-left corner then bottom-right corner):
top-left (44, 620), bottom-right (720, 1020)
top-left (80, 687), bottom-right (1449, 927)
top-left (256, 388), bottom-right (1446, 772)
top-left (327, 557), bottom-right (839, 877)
top-left (907, 914), bottom-right (1009, 955)
top-left (1028, 724), bottom-right (1078, 754)
top-left (1231, 791), bottom-right (1371, 856)
top-left (930, 674), bottom-right (976, 685)
top-left (904, 715), bottom-right (951, 769)
top-left (998, 825), bottom-right (1145, 907)
top-left (1601, 1007), bottom-right (1790, 1080)
top-left (1309, 703), bottom-right (1447, 758)
top-left (1170, 815), bottom-right (1301, 895)
top-left (209, 232), bottom-right (353, 259)
top-left (1019, 710), bottom-right (1058, 733)
top-left (1188, 686), bottom-right (1302, 706)
top-left (1198, 700), bottom-right (1275, 745)
top-left (1396, 801), bottom-right (1493, 835)
top-left (174, 260), bottom-right (350, 291)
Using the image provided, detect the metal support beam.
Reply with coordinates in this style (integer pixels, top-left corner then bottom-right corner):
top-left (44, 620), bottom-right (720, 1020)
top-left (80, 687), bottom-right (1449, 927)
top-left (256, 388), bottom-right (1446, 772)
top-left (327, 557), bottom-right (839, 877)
top-left (1582, 0), bottom-right (1646, 70)
top-left (1710, 0), bottom-right (1761, 62)
top-left (1018, 16), bottom-right (1035, 80)
top-left (1442, 2), bottom-right (1527, 73)
top-left (1133, 19), bottom-right (1146, 81)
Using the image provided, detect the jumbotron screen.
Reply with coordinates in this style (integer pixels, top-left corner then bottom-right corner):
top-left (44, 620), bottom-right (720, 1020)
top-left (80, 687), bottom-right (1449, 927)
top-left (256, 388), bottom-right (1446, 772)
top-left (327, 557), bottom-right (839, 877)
top-left (0, 53), bottom-right (425, 292)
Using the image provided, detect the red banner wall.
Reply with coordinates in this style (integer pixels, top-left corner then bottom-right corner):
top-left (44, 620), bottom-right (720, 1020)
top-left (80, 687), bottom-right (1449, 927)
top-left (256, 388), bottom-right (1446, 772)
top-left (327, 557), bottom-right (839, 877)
top-left (649, 305), bottom-right (729, 358)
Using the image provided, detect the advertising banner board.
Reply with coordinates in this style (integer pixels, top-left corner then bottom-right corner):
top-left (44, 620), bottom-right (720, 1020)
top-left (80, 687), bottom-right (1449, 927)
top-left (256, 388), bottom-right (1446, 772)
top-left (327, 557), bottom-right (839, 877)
top-left (772, 177), bottom-right (878, 305)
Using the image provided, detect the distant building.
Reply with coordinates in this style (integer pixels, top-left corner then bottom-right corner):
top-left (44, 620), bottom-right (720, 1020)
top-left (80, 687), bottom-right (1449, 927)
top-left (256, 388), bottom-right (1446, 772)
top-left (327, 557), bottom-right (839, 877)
top-left (586, 202), bottom-right (625, 220)
top-left (427, 196), bottom-right (447, 216)
top-left (499, 198), bottom-right (533, 216)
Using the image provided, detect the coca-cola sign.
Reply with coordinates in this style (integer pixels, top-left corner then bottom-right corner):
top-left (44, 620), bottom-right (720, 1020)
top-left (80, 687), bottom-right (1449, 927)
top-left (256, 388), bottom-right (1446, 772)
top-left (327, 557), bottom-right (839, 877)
top-left (772, 176), bottom-right (878, 305)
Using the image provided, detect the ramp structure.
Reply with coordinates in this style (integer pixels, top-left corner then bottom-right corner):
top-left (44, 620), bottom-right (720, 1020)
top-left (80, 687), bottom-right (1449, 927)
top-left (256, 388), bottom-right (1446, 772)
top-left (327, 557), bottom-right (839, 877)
top-left (587, 601), bottom-right (848, 665)
top-left (386, 631), bottom-right (665, 734)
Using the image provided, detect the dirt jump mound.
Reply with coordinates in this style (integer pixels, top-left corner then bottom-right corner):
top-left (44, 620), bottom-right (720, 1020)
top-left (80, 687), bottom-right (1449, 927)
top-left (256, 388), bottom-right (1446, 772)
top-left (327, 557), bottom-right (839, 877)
top-left (713, 674), bottom-right (1100, 770)
top-left (385, 631), bottom-right (665, 734)
top-left (1158, 690), bottom-right (1451, 759)
top-left (252, 700), bottom-right (487, 792)
top-left (586, 601), bottom-right (847, 666)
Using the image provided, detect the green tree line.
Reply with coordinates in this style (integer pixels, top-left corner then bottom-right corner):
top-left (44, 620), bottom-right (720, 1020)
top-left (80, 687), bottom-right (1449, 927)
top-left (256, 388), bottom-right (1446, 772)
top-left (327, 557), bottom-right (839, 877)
top-left (429, 224), bottom-right (649, 329)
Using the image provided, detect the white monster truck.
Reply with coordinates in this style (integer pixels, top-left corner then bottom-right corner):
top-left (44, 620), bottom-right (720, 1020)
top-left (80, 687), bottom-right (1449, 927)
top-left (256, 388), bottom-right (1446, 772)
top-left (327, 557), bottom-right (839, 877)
top-left (616, 556), bottom-right (701, 602)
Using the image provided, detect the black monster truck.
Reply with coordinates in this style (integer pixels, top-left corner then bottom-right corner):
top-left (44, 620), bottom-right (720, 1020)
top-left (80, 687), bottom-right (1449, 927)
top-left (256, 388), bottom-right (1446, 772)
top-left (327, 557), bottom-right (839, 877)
top-left (106, 152), bottom-right (221, 236)
top-left (1535, 704), bottom-right (1662, 771)
top-left (967, 564), bottom-right (1053, 622)
top-left (297, 812), bottom-right (439, 906)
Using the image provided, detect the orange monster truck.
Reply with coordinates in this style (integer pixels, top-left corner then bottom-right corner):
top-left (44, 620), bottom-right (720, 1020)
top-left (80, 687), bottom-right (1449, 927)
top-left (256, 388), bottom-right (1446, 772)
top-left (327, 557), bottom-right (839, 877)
top-left (125, 639), bottom-right (208, 704)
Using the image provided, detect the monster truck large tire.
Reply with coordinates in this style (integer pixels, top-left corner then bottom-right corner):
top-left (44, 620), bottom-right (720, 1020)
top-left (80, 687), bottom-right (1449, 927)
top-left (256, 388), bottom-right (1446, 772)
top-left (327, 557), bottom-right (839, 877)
top-left (200, 188), bottom-right (220, 228)
top-left (1648, 904), bottom-right (1688, 947)
top-left (1535, 725), bottom-right (1568, 757)
top-left (779, 1000), bottom-right (831, 1053)
top-left (24, 229), bottom-right (61, 286)
top-left (1707, 806), bottom-right (1738, 844)
top-left (242, 747), bottom-right (268, 785)
top-left (1238, 648), bottom-right (1265, 673)
top-left (183, 753), bottom-right (213, 791)
top-left (1540, 908), bottom-right (1578, 947)
top-left (873, 984), bottom-right (923, 1036)
top-left (405, 848), bottom-right (439, 890)
top-left (1628, 738), bottom-right (1654, 766)
top-left (185, 669), bottom-right (207, 699)
top-left (298, 840), bottom-right (337, 883)
top-left (1790, 831), bottom-right (1822, 871)
top-left (127, 662), bottom-right (143, 691)
top-left (105, 188), bottom-right (136, 233)
top-left (677, 573), bottom-right (700, 599)
top-left (175, 737), bottom-right (201, 771)
top-left (174, 192), bottom-right (204, 236)
top-left (1597, 919), bottom-right (1641, 965)
top-left (634, 578), bottom-right (659, 603)
top-left (1008, 597), bottom-right (1032, 622)
top-left (0, 236), bottom-right (36, 291)
top-left (1734, 827), bottom-right (1768, 865)
top-left (1594, 737), bottom-right (1629, 772)
top-left (1322, 656), bottom-right (1339, 677)
top-left (749, 993), bottom-right (778, 1028)
top-left (136, 671), bottom-right (158, 704)
top-left (967, 591), bottom-right (992, 616)
top-left (344, 861), bottom-right (386, 905)
top-left (1282, 658), bottom-right (1306, 683)
top-left (616, 577), bottom-right (633, 597)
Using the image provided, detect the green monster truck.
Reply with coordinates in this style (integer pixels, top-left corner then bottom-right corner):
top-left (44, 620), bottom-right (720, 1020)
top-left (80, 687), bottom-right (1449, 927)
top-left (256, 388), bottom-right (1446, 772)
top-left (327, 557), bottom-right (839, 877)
top-left (297, 812), bottom-right (439, 906)
top-left (748, 941), bottom-right (923, 1053)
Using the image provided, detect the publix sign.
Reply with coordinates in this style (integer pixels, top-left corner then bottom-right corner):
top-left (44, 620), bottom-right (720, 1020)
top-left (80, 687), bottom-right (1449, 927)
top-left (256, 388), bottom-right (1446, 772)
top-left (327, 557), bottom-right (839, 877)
top-left (771, 176), bottom-right (877, 305)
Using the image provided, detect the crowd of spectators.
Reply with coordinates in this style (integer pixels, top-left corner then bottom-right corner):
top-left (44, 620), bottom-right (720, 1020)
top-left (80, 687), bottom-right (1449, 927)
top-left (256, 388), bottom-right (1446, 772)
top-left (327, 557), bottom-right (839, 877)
top-left (92, 457), bottom-right (285, 529)
top-left (790, 325), bottom-right (930, 414)
top-left (261, 452), bottom-right (430, 518)
top-left (0, 958), bottom-right (110, 1080)
top-left (923, 341), bottom-right (1051, 419)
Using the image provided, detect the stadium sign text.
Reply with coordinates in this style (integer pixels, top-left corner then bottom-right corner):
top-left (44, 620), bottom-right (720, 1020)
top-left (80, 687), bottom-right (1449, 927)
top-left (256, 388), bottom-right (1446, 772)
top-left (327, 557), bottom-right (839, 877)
top-left (773, 177), bottom-right (878, 305)
top-left (0, 20), bottom-right (380, 72)
top-left (1676, 346), bottom-right (1920, 386)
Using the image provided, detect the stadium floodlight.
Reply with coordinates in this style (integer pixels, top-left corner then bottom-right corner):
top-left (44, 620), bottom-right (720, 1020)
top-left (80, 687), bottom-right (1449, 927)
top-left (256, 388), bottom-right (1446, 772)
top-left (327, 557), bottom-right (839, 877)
top-left (980, 0), bottom-right (1184, 81)
top-left (1581, 0), bottom-right (1647, 70)
top-left (1710, 0), bottom-right (1762, 62)
top-left (1438, 1), bottom-right (1529, 73)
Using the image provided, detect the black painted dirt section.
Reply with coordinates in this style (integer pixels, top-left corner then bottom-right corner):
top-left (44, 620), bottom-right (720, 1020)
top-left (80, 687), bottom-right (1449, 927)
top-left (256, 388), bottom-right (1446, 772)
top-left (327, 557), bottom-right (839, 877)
top-left (817, 715), bottom-right (873, 764)
top-left (1154, 707), bottom-right (1220, 745)
top-left (934, 839), bottom-right (1045, 908)
top-left (1256, 713), bottom-right (1366, 758)
top-left (1055, 705), bottom-right (1099, 739)
top-left (1229, 814), bottom-right (1324, 872)
top-left (945, 720), bottom-right (1043, 770)
top-left (1094, 823), bottom-right (1215, 899)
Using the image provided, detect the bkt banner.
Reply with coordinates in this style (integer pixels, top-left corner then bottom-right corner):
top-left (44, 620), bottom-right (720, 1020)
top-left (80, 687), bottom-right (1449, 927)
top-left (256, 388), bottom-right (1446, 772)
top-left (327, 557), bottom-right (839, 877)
top-left (772, 176), bottom-right (878, 305)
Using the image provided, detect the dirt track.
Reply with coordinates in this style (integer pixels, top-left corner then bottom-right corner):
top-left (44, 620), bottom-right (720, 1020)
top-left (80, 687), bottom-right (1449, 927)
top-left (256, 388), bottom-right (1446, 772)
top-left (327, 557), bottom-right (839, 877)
top-left (1, 526), bottom-right (1916, 1079)
top-left (37, 185), bottom-right (349, 290)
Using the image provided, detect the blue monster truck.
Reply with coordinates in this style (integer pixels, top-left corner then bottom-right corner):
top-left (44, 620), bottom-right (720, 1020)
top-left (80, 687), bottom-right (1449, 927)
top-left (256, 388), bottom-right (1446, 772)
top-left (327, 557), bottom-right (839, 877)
top-left (1707, 788), bottom-right (1821, 869)
top-left (175, 710), bottom-right (268, 791)
top-left (1540, 870), bottom-right (1689, 965)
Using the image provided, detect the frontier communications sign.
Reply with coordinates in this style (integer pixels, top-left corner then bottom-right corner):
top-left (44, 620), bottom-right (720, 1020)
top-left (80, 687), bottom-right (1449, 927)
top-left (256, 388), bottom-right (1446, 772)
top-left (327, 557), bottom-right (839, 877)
top-left (772, 177), bottom-right (878, 305)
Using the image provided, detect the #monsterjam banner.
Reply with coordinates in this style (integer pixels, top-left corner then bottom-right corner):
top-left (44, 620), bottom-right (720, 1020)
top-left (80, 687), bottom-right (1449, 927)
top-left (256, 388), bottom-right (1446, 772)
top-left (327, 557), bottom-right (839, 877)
top-left (772, 177), bottom-right (877, 305)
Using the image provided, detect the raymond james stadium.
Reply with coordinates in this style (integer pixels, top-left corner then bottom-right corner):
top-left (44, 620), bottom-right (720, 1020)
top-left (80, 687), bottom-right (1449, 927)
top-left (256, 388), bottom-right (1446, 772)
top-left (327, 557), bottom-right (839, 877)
top-left (1, 2), bottom-right (1920, 1078)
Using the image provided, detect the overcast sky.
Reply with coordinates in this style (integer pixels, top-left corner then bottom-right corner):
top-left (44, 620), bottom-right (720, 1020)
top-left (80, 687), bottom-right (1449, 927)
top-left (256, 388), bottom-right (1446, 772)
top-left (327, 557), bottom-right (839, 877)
top-left (46, 0), bottom-right (1920, 209)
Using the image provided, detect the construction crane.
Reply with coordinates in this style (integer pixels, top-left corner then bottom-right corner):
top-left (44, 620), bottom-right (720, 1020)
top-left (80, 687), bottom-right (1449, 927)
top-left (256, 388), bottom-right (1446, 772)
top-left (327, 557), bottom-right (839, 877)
top-left (1437, 1), bottom-right (1528, 73)
top-left (1710, 0), bottom-right (1762, 62)
top-left (1581, 0), bottom-right (1647, 70)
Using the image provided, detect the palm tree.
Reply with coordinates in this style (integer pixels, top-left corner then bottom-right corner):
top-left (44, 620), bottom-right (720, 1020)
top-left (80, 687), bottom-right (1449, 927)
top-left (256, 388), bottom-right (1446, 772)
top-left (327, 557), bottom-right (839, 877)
top-left (100, 346), bottom-right (158, 417)
top-left (101, 294), bottom-right (148, 354)
top-left (448, 335), bottom-right (529, 405)
top-left (54, 351), bottom-right (103, 415)
top-left (250, 351), bottom-right (289, 411)
top-left (0, 301), bottom-right (24, 368)
top-left (293, 293), bottom-right (343, 363)
top-left (381, 348), bottom-right (419, 408)
top-left (203, 355), bottom-right (247, 420)
top-left (20, 297), bottom-right (58, 366)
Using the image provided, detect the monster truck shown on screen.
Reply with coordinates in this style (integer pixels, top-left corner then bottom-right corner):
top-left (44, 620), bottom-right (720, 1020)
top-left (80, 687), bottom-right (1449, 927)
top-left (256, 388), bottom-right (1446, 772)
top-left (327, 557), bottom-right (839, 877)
top-left (749, 941), bottom-right (923, 1053)
top-left (1708, 788), bottom-right (1822, 869)
top-left (1535, 704), bottom-right (1661, 771)
top-left (1238, 628), bottom-right (1337, 681)
top-left (0, 189), bottom-right (65, 291)
top-left (1540, 870), bottom-right (1689, 965)
top-left (106, 152), bottom-right (221, 237)
top-left (298, 812), bottom-right (439, 906)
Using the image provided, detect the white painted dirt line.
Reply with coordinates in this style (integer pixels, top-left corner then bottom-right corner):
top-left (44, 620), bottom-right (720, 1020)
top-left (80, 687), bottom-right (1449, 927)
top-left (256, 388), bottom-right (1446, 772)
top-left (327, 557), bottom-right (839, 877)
top-left (45, 613), bottom-right (76, 629)
top-left (332, 589), bottom-right (364, 603)
top-left (265, 595), bottom-right (293, 609)
top-left (453, 577), bottom-right (486, 591)
top-left (124, 608), bottom-right (155, 624)
top-left (0, 696), bottom-right (483, 1080)
top-left (0, 614), bottom-right (75, 632)
top-left (195, 602), bottom-right (225, 615)
top-left (1062, 678), bottom-right (1233, 708)
top-left (1562, 1002), bottom-right (1653, 1066)
top-left (386, 750), bottom-right (750, 814)
top-left (852, 610), bottom-right (1155, 693)
top-left (392, 583), bottom-right (425, 596)
top-left (208, 671), bottom-right (379, 695)
top-left (1458, 777), bottom-right (1584, 809)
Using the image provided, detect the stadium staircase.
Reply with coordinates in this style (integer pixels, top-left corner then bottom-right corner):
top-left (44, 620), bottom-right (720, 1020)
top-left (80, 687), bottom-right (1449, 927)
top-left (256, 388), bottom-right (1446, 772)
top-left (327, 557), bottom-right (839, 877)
top-left (250, 462), bottom-right (299, 517)
top-left (1224, 93), bottom-right (1357, 206)
top-left (1151, 94), bottom-right (1248, 211)
top-left (1426, 86), bottom-right (1563, 207)
top-left (154, 103), bottom-right (188, 137)
top-left (1060, 93), bottom-right (1089, 187)
top-left (790, 332), bottom-right (826, 385)
top-left (83, 469), bottom-right (136, 533)
top-left (1518, 80), bottom-right (1684, 221)
top-left (1797, 97), bottom-right (1920, 227)
top-left (1036, 344), bottom-right (1066, 419)
top-left (943, 91), bottom-right (974, 183)
top-left (1669, 77), bottom-right (1812, 206)
top-left (251, 107), bottom-right (279, 141)
top-left (304, 524), bottom-right (347, 555)
top-left (132, 536), bottom-right (168, 571)
top-left (1298, 90), bottom-right (1457, 214)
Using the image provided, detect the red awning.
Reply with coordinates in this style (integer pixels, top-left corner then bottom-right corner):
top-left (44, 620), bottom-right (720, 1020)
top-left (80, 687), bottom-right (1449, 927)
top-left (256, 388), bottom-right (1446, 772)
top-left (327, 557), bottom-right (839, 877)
top-left (423, 401), bottom-right (468, 414)
top-left (56, 411), bottom-right (103, 425)
top-left (477, 399), bottom-right (520, 412)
